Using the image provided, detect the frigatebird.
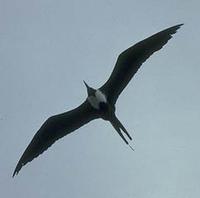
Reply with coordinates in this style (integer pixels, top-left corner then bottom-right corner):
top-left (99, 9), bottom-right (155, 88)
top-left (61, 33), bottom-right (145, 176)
top-left (13, 24), bottom-right (183, 177)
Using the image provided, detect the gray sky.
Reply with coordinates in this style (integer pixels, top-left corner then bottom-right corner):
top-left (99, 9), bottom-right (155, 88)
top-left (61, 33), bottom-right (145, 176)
top-left (1, 0), bottom-right (200, 197)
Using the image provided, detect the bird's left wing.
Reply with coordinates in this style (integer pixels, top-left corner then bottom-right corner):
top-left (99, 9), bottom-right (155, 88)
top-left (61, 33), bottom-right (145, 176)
top-left (13, 100), bottom-right (99, 177)
top-left (100, 24), bottom-right (183, 105)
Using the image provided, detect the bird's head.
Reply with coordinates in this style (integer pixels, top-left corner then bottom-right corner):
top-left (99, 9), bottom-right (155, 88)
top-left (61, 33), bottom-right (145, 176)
top-left (83, 81), bottom-right (96, 97)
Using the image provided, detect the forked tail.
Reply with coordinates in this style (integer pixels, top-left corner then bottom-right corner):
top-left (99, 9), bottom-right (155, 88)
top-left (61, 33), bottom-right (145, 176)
top-left (110, 114), bottom-right (134, 151)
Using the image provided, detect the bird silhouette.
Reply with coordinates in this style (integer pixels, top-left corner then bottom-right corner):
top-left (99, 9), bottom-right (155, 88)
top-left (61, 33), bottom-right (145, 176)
top-left (13, 24), bottom-right (183, 177)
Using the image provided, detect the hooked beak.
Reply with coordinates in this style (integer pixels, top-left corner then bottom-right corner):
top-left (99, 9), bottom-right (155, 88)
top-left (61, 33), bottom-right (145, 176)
top-left (83, 80), bottom-right (89, 89)
top-left (83, 80), bottom-right (90, 96)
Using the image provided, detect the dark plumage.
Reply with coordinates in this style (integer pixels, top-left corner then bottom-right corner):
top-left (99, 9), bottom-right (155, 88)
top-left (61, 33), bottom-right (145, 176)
top-left (100, 24), bottom-right (183, 104)
top-left (13, 24), bottom-right (183, 177)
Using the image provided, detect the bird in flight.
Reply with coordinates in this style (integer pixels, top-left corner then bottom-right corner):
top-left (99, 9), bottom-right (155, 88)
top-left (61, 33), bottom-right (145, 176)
top-left (13, 24), bottom-right (183, 177)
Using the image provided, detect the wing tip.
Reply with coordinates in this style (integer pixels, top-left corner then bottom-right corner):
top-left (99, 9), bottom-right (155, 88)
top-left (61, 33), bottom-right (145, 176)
top-left (159, 23), bottom-right (184, 37)
top-left (12, 171), bottom-right (17, 178)
top-left (176, 23), bottom-right (184, 27)
top-left (12, 169), bottom-right (18, 178)
top-left (12, 162), bottom-right (23, 177)
top-left (170, 23), bottom-right (184, 33)
top-left (175, 23), bottom-right (184, 29)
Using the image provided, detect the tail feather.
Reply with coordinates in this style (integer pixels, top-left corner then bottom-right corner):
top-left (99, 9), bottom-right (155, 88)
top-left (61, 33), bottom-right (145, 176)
top-left (114, 116), bottom-right (132, 140)
top-left (110, 120), bottom-right (129, 144)
top-left (110, 114), bottom-right (133, 146)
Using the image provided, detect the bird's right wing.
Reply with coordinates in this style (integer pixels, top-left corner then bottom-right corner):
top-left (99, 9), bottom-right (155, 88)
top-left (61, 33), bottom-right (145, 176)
top-left (13, 100), bottom-right (99, 177)
top-left (100, 24), bottom-right (183, 105)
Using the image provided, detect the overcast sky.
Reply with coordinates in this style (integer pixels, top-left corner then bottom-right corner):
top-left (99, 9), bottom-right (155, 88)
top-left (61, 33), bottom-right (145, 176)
top-left (1, 0), bottom-right (200, 198)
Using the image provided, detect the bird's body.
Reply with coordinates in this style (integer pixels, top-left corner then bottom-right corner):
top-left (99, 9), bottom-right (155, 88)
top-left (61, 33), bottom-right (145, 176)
top-left (87, 89), bottom-right (115, 120)
top-left (13, 24), bottom-right (183, 177)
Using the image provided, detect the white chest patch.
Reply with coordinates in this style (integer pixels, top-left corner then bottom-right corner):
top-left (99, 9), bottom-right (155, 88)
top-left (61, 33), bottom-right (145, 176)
top-left (88, 90), bottom-right (107, 109)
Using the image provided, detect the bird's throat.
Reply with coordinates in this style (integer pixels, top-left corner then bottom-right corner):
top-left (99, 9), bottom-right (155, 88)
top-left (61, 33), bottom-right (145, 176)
top-left (87, 89), bottom-right (107, 109)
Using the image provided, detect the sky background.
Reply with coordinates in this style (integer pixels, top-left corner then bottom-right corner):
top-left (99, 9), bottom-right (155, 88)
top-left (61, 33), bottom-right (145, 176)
top-left (1, 0), bottom-right (200, 197)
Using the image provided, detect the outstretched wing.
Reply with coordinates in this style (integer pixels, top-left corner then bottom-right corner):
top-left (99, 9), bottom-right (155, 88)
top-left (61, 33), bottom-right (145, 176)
top-left (100, 24), bottom-right (183, 105)
top-left (13, 100), bottom-right (99, 177)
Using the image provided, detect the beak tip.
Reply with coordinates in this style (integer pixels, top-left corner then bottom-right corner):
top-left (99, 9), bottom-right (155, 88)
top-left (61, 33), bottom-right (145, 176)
top-left (83, 80), bottom-right (88, 88)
